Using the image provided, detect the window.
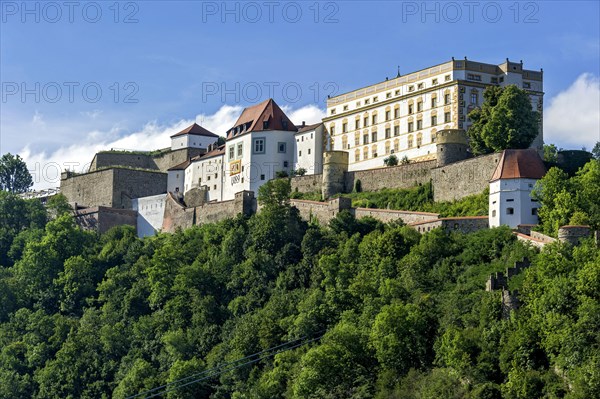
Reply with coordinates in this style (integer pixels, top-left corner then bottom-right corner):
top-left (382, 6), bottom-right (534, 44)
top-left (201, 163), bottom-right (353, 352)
top-left (253, 137), bottom-right (265, 154)
top-left (355, 119), bottom-right (360, 130)
top-left (363, 147), bottom-right (369, 159)
top-left (386, 92), bottom-right (392, 99)
top-left (523, 82), bottom-right (531, 89)
top-left (299, 150), bottom-right (302, 156)
top-left (330, 109), bottom-right (336, 115)
top-left (385, 128), bottom-right (391, 139)
top-left (355, 149), bottom-right (360, 162)
top-left (531, 208), bottom-right (538, 216)
top-left (417, 101), bottom-right (423, 112)
top-left (373, 96), bottom-right (378, 102)
top-left (394, 108), bottom-right (400, 118)
top-left (365, 98), bottom-right (370, 105)
top-left (499, 77), bottom-right (504, 83)
top-left (343, 105), bottom-right (348, 111)
top-left (408, 135), bottom-right (414, 148)
top-left (237, 143), bottom-right (243, 157)
top-left (385, 110), bottom-right (391, 121)
top-left (395, 90), bottom-right (400, 96)
top-left (371, 131), bottom-right (377, 143)
top-left (308, 149), bottom-right (311, 155)
top-left (444, 112), bottom-right (451, 123)
top-left (284, 161), bottom-right (289, 167)
top-left (385, 141), bottom-right (391, 154)
top-left (491, 77), bottom-right (498, 84)
top-left (417, 83), bottom-right (423, 89)
top-left (342, 136), bottom-right (348, 149)
top-left (416, 133), bottom-right (422, 147)
top-left (492, 210), bottom-right (497, 217)
top-left (394, 126), bottom-right (400, 136)
top-left (408, 104), bottom-right (414, 114)
top-left (507, 207), bottom-right (514, 215)
top-left (393, 139), bottom-right (399, 152)
top-left (444, 93), bottom-right (450, 104)
top-left (470, 93), bottom-right (478, 104)
top-left (330, 126), bottom-right (335, 135)
top-left (356, 101), bottom-right (361, 107)
top-left (445, 74), bottom-right (451, 81)
top-left (431, 115), bottom-right (437, 126)
top-left (431, 97), bottom-right (437, 108)
top-left (408, 85), bottom-right (414, 92)
top-left (408, 122), bottom-right (414, 132)
top-left (278, 142), bottom-right (287, 153)
top-left (432, 78), bottom-right (438, 85)
top-left (364, 116), bottom-right (369, 127)
top-left (342, 122), bottom-right (348, 133)
top-left (506, 198), bottom-right (514, 202)
top-left (371, 145), bottom-right (377, 158)
top-left (354, 132), bottom-right (360, 146)
top-left (467, 73), bottom-right (481, 81)
top-left (228, 146), bottom-right (235, 160)
top-left (363, 133), bottom-right (369, 145)
top-left (263, 120), bottom-right (269, 129)
top-left (417, 119), bottom-right (423, 130)
top-left (372, 114), bottom-right (377, 125)
top-left (260, 174), bottom-right (265, 180)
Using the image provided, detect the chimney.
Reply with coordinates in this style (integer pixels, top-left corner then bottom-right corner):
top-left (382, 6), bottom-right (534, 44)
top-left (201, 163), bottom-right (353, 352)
top-left (302, 121), bottom-right (306, 127)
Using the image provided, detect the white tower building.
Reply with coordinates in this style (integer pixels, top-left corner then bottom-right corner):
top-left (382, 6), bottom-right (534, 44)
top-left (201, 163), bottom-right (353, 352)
top-left (489, 149), bottom-right (546, 228)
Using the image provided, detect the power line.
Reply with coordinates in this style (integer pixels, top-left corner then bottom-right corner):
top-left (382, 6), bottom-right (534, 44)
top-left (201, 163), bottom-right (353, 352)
top-left (126, 330), bottom-right (325, 399)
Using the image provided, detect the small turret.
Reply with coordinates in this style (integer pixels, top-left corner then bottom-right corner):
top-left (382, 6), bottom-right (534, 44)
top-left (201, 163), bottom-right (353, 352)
top-left (321, 151), bottom-right (349, 199)
top-left (435, 129), bottom-right (469, 167)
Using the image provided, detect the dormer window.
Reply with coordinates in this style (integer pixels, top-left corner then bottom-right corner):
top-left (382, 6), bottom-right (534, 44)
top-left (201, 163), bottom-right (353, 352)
top-left (263, 120), bottom-right (269, 129)
top-left (282, 121), bottom-right (288, 130)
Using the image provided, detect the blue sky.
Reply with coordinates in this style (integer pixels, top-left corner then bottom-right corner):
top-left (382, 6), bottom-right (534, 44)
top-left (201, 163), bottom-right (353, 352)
top-left (1, 0), bottom-right (599, 188)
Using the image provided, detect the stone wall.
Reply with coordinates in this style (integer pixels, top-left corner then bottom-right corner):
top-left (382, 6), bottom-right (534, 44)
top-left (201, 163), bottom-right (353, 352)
top-left (61, 167), bottom-right (167, 209)
top-left (132, 194), bottom-right (166, 237)
top-left (410, 216), bottom-right (489, 234)
top-left (74, 206), bottom-right (137, 234)
top-left (289, 198), bottom-right (352, 225)
top-left (431, 153), bottom-right (500, 202)
top-left (90, 152), bottom-right (157, 172)
top-left (162, 193), bottom-right (195, 233)
top-left (290, 174), bottom-right (322, 194)
top-left (345, 160), bottom-right (435, 193)
top-left (153, 148), bottom-right (205, 171)
top-left (354, 208), bottom-right (439, 224)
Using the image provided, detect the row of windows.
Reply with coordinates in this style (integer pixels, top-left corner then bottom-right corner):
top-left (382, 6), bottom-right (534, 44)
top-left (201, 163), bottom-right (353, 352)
top-left (228, 139), bottom-right (288, 159)
top-left (334, 96), bottom-right (453, 134)
top-left (491, 208), bottom-right (538, 217)
top-left (351, 134), bottom-right (432, 162)
top-left (333, 74), bottom-right (454, 114)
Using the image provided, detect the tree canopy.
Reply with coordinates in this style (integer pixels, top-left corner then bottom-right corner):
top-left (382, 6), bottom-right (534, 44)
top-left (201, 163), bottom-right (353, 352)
top-left (467, 85), bottom-right (540, 155)
top-left (0, 153), bottom-right (33, 194)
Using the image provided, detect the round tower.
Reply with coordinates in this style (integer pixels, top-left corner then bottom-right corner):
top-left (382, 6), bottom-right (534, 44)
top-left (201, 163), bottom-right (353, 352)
top-left (321, 151), bottom-right (349, 200)
top-left (558, 225), bottom-right (591, 246)
top-left (435, 129), bottom-right (469, 167)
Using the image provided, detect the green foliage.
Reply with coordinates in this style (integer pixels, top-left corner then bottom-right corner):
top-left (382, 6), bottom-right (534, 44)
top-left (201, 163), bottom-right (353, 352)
top-left (383, 154), bottom-right (398, 167)
top-left (533, 159), bottom-right (600, 234)
top-left (0, 153), bottom-right (33, 194)
top-left (467, 85), bottom-right (540, 155)
top-left (354, 179), bottom-right (362, 193)
top-left (0, 190), bottom-right (597, 398)
top-left (543, 144), bottom-right (559, 163)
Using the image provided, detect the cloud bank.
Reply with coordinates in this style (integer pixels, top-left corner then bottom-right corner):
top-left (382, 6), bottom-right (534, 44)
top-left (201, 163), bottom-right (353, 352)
top-left (544, 73), bottom-right (600, 150)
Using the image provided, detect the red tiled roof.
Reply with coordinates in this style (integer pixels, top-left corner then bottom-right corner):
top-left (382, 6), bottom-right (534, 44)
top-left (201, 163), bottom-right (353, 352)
top-left (296, 122), bottom-right (323, 134)
top-left (197, 144), bottom-right (225, 160)
top-left (167, 159), bottom-right (191, 171)
top-left (227, 99), bottom-right (297, 140)
top-left (490, 149), bottom-right (546, 182)
top-left (170, 123), bottom-right (219, 138)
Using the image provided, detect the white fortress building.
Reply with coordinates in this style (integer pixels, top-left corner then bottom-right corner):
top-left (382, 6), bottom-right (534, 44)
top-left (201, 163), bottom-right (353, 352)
top-left (323, 57), bottom-right (543, 171)
top-left (489, 149), bottom-right (546, 228)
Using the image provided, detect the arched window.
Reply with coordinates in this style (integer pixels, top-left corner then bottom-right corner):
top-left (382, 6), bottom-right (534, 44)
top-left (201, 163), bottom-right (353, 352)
top-left (342, 135), bottom-right (348, 150)
top-left (354, 149), bottom-right (360, 162)
top-left (371, 144), bottom-right (377, 158)
top-left (354, 132), bottom-right (360, 146)
top-left (394, 139), bottom-right (399, 152)
top-left (408, 135), bottom-right (414, 148)
top-left (363, 147), bottom-right (369, 160)
top-left (416, 133), bottom-right (423, 147)
top-left (385, 141), bottom-right (391, 154)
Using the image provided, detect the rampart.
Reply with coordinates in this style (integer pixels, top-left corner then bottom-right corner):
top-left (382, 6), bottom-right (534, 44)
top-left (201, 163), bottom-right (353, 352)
top-left (89, 147), bottom-right (204, 173)
top-left (74, 206), bottom-right (137, 234)
top-left (61, 168), bottom-right (167, 209)
top-left (345, 160), bottom-right (435, 193)
top-left (290, 174), bottom-right (322, 195)
top-left (409, 216), bottom-right (489, 234)
top-left (430, 153), bottom-right (500, 202)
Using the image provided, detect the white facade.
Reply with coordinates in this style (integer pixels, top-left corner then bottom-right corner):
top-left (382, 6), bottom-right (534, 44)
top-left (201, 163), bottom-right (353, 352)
top-left (184, 154), bottom-right (225, 202)
top-left (294, 124), bottom-right (324, 175)
top-left (132, 194), bottom-right (166, 237)
top-left (324, 58), bottom-right (544, 171)
top-left (171, 134), bottom-right (217, 151)
top-left (167, 169), bottom-right (185, 194)
top-left (222, 130), bottom-right (296, 201)
top-left (489, 178), bottom-right (540, 228)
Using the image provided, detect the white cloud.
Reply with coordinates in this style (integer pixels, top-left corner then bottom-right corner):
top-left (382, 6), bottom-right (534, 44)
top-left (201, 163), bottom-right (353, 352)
top-left (19, 103), bottom-right (321, 190)
top-left (544, 73), bottom-right (600, 150)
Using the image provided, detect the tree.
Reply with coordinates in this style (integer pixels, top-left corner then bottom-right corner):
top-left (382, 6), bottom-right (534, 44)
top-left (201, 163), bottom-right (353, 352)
top-left (543, 144), bottom-right (559, 163)
top-left (592, 142), bottom-right (600, 160)
top-left (467, 85), bottom-right (539, 155)
top-left (0, 153), bottom-right (33, 193)
top-left (383, 154), bottom-right (398, 167)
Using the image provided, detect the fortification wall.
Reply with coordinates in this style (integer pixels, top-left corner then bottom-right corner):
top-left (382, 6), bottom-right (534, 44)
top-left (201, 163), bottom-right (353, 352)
top-left (196, 200), bottom-right (237, 224)
top-left (60, 169), bottom-right (115, 208)
top-left (153, 148), bottom-right (204, 171)
top-left (431, 153), bottom-right (500, 202)
top-left (289, 197), bottom-right (352, 225)
top-left (74, 206), bottom-right (137, 234)
top-left (290, 174), bottom-right (322, 194)
top-left (344, 160), bottom-right (435, 193)
top-left (354, 208), bottom-right (439, 224)
top-left (90, 152), bottom-right (157, 172)
top-left (111, 168), bottom-right (167, 209)
top-left (162, 193), bottom-right (195, 232)
top-left (410, 216), bottom-right (489, 234)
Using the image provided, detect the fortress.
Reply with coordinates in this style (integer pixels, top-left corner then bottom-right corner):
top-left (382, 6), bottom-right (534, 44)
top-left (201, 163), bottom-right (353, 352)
top-left (48, 57), bottom-right (593, 244)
